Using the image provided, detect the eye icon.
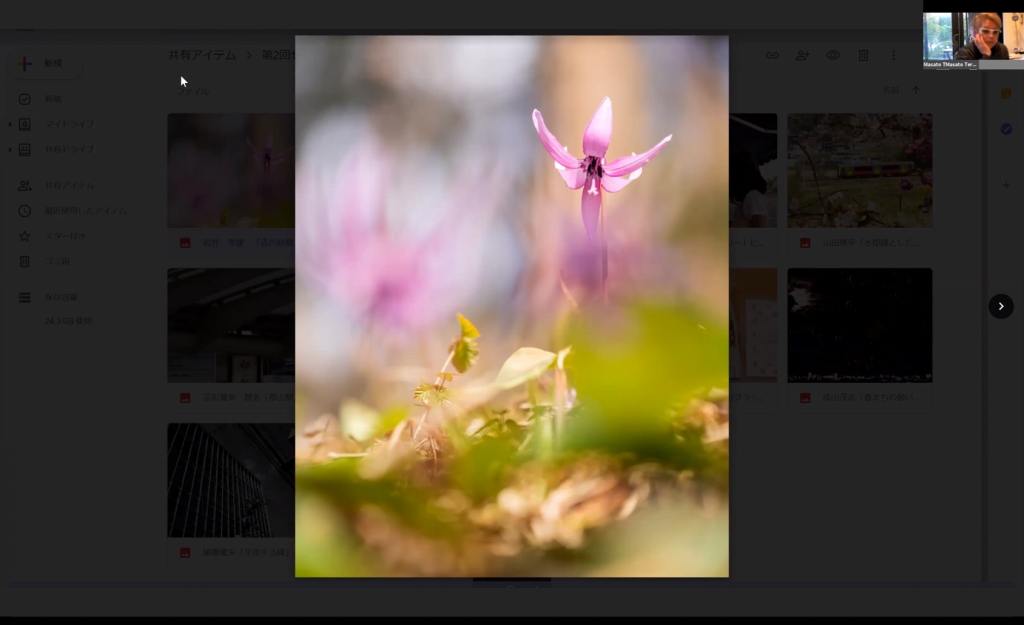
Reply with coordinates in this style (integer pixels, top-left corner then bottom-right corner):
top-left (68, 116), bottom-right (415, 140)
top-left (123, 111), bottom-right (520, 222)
top-left (827, 50), bottom-right (840, 60)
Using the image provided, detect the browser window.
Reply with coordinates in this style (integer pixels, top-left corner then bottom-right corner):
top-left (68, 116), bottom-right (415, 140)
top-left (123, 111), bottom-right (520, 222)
top-left (0, 8), bottom-right (1021, 616)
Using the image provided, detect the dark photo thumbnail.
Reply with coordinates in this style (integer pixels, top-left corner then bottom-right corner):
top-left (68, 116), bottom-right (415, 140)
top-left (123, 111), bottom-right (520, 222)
top-left (167, 423), bottom-right (296, 538)
top-left (787, 268), bottom-right (932, 383)
top-left (167, 114), bottom-right (295, 228)
top-left (167, 268), bottom-right (294, 383)
top-left (729, 114), bottom-right (778, 228)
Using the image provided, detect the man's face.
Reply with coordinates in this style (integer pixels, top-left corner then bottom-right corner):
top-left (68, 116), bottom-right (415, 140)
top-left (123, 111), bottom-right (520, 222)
top-left (977, 19), bottom-right (1000, 47)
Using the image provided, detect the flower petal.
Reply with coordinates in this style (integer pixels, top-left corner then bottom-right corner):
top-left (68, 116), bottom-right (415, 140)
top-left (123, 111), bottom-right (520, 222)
top-left (582, 97), bottom-right (613, 158)
top-left (581, 174), bottom-right (602, 242)
top-left (557, 161), bottom-right (587, 190)
top-left (603, 135), bottom-right (672, 178)
top-left (533, 110), bottom-right (582, 169)
top-left (601, 153), bottom-right (642, 192)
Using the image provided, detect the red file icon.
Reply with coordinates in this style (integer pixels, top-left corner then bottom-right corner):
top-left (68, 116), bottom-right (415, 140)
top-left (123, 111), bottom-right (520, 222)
top-left (799, 392), bottom-right (811, 403)
top-left (179, 392), bottom-right (191, 404)
top-left (180, 238), bottom-right (191, 248)
top-left (800, 237), bottom-right (811, 249)
top-left (180, 548), bottom-right (191, 559)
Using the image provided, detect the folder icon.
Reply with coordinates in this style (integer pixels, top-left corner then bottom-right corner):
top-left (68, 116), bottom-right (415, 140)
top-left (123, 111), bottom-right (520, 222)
top-left (1002, 88), bottom-right (1012, 99)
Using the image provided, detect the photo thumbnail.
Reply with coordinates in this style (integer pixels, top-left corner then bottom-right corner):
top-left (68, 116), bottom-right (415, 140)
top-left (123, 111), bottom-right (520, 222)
top-left (729, 269), bottom-right (779, 382)
top-left (167, 268), bottom-right (294, 384)
top-left (730, 114), bottom-right (778, 228)
top-left (167, 114), bottom-right (295, 228)
top-left (167, 423), bottom-right (295, 538)
top-left (788, 268), bottom-right (932, 383)
top-left (788, 114), bottom-right (933, 228)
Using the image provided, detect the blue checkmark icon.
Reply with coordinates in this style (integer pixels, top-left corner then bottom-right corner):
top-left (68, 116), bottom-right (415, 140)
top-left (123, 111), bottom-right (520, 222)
top-left (1001, 123), bottom-right (1013, 135)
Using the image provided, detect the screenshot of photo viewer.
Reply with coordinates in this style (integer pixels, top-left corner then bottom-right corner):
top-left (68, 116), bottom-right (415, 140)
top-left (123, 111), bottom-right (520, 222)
top-left (1, 15), bottom-right (1022, 620)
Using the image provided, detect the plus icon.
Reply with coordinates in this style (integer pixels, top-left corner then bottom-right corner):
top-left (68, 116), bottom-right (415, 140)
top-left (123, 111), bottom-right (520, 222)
top-left (1003, 181), bottom-right (1011, 189)
top-left (17, 56), bottom-right (32, 72)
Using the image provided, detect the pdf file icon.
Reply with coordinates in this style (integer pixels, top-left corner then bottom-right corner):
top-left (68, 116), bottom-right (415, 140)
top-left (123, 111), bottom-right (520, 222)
top-left (180, 548), bottom-right (191, 559)
top-left (799, 392), bottom-right (811, 404)
top-left (180, 238), bottom-right (191, 248)
top-left (799, 237), bottom-right (811, 249)
top-left (179, 392), bottom-right (191, 404)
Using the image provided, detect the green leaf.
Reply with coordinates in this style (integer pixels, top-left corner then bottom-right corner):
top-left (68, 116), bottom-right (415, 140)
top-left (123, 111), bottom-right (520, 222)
top-left (563, 303), bottom-right (728, 464)
top-left (450, 435), bottom-right (519, 502)
top-left (451, 337), bottom-right (479, 374)
top-left (492, 347), bottom-right (558, 390)
top-left (372, 405), bottom-right (409, 438)
top-left (457, 313), bottom-right (481, 339)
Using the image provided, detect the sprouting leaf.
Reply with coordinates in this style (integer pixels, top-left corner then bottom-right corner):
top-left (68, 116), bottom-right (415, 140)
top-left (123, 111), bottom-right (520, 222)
top-left (413, 383), bottom-right (433, 403)
top-left (492, 347), bottom-right (558, 390)
top-left (413, 383), bottom-right (450, 407)
top-left (437, 372), bottom-right (457, 382)
top-left (451, 337), bottom-right (479, 373)
top-left (457, 313), bottom-right (481, 339)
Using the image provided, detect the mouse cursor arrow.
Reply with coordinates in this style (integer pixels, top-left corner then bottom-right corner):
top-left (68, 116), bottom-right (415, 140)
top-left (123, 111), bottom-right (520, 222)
top-left (180, 77), bottom-right (188, 87)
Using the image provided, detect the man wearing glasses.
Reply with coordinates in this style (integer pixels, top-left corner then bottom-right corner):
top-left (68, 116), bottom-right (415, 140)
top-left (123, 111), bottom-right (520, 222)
top-left (955, 13), bottom-right (1010, 60)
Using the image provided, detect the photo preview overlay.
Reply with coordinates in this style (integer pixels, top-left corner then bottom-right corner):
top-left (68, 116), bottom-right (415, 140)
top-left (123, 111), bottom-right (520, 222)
top-left (293, 35), bottom-right (730, 578)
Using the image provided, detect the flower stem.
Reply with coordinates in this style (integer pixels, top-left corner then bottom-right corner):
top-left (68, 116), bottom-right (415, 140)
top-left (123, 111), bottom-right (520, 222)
top-left (600, 201), bottom-right (609, 305)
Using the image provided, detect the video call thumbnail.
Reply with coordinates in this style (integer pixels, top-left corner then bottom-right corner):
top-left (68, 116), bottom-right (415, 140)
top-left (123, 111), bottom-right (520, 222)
top-left (167, 114), bottom-right (295, 228)
top-left (729, 269), bottom-right (779, 382)
top-left (787, 268), bottom-right (933, 383)
top-left (167, 423), bottom-right (295, 538)
top-left (167, 268), bottom-right (295, 384)
top-left (787, 114), bottom-right (934, 228)
top-left (293, 35), bottom-right (729, 578)
top-left (923, 11), bottom-right (1024, 61)
top-left (729, 114), bottom-right (778, 229)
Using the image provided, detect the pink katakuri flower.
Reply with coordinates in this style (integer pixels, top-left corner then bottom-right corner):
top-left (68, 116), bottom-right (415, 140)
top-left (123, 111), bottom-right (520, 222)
top-left (532, 97), bottom-right (672, 242)
top-left (248, 135), bottom-right (293, 173)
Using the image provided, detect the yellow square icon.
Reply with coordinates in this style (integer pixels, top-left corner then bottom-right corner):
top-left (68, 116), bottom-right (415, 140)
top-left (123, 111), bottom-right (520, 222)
top-left (1002, 88), bottom-right (1012, 99)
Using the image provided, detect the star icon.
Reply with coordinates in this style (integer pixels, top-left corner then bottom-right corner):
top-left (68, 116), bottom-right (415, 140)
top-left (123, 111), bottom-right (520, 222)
top-left (19, 231), bottom-right (30, 242)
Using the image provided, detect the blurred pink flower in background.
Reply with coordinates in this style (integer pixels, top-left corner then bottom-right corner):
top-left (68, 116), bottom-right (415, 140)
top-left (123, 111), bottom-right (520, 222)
top-left (167, 142), bottom-right (239, 227)
top-left (297, 135), bottom-right (502, 333)
top-left (532, 97), bottom-right (672, 242)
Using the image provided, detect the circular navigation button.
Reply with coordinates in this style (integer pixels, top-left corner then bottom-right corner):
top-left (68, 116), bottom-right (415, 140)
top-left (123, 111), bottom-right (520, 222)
top-left (989, 294), bottom-right (1014, 319)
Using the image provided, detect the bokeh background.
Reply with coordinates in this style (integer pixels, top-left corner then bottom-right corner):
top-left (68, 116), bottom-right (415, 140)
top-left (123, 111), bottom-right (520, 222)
top-left (294, 35), bottom-right (729, 578)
